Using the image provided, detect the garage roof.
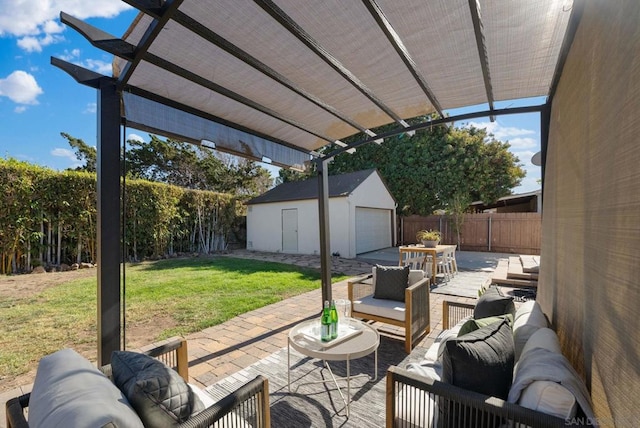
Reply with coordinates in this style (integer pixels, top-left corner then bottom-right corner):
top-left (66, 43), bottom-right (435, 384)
top-left (56, 0), bottom-right (576, 169)
top-left (247, 169), bottom-right (383, 204)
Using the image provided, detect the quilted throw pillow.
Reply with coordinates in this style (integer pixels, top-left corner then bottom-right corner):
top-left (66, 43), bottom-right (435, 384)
top-left (473, 285), bottom-right (516, 319)
top-left (441, 317), bottom-right (515, 399)
top-left (111, 351), bottom-right (204, 428)
top-left (373, 264), bottom-right (410, 302)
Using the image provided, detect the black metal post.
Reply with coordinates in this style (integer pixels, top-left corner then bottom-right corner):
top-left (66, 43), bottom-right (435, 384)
top-left (97, 78), bottom-right (122, 366)
top-left (540, 101), bottom-right (551, 207)
top-left (317, 159), bottom-right (332, 305)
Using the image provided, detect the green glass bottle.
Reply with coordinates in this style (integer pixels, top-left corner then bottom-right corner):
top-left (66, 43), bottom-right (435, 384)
top-left (329, 300), bottom-right (338, 339)
top-left (321, 300), bottom-right (332, 342)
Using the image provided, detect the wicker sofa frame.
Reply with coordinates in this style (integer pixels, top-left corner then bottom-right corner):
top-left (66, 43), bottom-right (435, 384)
top-left (348, 271), bottom-right (430, 354)
top-left (5, 338), bottom-right (270, 428)
top-left (385, 300), bottom-right (572, 428)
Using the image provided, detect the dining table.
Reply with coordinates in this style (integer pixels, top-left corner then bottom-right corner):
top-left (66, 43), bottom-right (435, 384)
top-left (398, 244), bottom-right (457, 284)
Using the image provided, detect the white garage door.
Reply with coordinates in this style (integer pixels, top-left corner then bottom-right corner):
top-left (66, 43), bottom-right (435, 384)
top-left (355, 207), bottom-right (392, 254)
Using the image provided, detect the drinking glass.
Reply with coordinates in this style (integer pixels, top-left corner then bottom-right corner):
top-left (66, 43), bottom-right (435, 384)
top-left (335, 299), bottom-right (352, 332)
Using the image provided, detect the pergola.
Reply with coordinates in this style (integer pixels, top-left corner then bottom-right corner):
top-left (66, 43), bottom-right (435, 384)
top-left (53, 0), bottom-right (579, 365)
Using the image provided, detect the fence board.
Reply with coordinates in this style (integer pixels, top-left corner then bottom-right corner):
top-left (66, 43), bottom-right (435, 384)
top-left (399, 213), bottom-right (541, 255)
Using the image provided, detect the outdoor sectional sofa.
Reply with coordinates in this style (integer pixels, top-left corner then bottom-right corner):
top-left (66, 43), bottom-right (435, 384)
top-left (5, 337), bottom-right (270, 428)
top-left (386, 286), bottom-right (597, 427)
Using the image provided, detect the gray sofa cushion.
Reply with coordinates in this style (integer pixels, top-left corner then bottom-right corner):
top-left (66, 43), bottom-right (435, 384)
top-left (373, 264), bottom-right (410, 302)
top-left (29, 348), bottom-right (143, 428)
top-left (473, 285), bottom-right (516, 319)
top-left (111, 351), bottom-right (204, 428)
top-left (441, 317), bottom-right (515, 399)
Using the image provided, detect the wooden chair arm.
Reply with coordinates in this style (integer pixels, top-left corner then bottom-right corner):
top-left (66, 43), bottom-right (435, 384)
top-left (442, 301), bottom-right (475, 330)
top-left (139, 336), bottom-right (189, 382)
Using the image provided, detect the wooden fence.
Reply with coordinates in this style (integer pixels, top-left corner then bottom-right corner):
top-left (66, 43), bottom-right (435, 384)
top-left (399, 213), bottom-right (541, 255)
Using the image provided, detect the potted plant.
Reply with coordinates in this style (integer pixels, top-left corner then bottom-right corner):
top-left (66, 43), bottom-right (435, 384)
top-left (416, 229), bottom-right (441, 247)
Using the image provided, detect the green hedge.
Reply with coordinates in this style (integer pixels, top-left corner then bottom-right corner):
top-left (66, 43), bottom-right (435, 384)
top-left (0, 159), bottom-right (239, 274)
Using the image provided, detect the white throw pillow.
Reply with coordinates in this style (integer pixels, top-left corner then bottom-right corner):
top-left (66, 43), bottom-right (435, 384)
top-left (518, 380), bottom-right (578, 420)
top-left (521, 327), bottom-right (561, 356)
top-left (513, 301), bottom-right (548, 360)
top-left (515, 328), bottom-right (562, 373)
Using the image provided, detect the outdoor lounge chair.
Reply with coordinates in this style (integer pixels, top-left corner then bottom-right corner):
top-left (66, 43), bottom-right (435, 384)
top-left (348, 266), bottom-right (430, 353)
top-left (5, 338), bottom-right (271, 428)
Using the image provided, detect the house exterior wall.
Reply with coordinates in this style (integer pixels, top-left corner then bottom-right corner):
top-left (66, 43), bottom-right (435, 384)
top-left (540, 1), bottom-right (640, 426)
top-left (248, 197), bottom-right (352, 256)
top-left (246, 172), bottom-right (396, 258)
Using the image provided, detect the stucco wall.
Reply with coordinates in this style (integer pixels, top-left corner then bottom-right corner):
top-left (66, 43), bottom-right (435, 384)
top-left (247, 198), bottom-right (350, 256)
top-left (539, 1), bottom-right (640, 426)
top-left (247, 171), bottom-right (396, 258)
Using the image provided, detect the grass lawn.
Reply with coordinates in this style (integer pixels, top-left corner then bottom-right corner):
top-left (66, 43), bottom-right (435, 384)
top-left (0, 256), bottom-right (347, 384)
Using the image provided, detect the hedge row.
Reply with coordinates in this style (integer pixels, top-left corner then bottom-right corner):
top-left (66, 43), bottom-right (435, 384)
top-left (0, 159), bottom-right (240, 274)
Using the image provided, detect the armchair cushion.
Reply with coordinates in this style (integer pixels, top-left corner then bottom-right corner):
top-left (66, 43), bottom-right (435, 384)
top-left (373, 265), bottom-right (410, 302)
top-left (28, 348), bottom-right (144, 428)
top-left (111, 351), bottom-right (204, 428)
top-left (473, 285), bottom-right (515, 319)
top-left (353, 294), bottom-right (405, 321)
top-left (441, 317), bottom-right (514, 399)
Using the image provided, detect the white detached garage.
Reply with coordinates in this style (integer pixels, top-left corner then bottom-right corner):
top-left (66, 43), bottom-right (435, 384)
top-left (246, 169), bottom-right (396, 258)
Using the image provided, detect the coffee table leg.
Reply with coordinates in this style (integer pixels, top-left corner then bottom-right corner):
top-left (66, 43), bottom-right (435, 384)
top-left (346, 357), bottom-right (351, 417)
top-left (287, 340), bottom-right (291, 392)
top-left (374, 348), bottom-right (378, 381)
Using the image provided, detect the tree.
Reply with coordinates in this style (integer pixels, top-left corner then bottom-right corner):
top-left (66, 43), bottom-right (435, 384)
top-left (125, 135), bottom-right (273, 195)
top-left (329, 122), bottom-right (525, 216)
top-left (275, 165), bottom-right (316, 185)
top-left (61, 132), bottom-right (97, 173)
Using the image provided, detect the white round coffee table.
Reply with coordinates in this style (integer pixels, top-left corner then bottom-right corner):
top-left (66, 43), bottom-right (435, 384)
top-left (287, 318), bottom-right (379, 417)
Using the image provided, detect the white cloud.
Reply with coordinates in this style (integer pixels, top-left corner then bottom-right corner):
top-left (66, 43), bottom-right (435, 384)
top-left (59, 48), bottom-right (81, 61)
top-left (17, 32), bottom-right (65, 52)
top-left (51, 147), bottom-right (76, 161)
top-left (507, 137), bottom-right (537, 150)
top-left (57, 49), bottom-right (112, 75)
top-left (14, 105), bottom-right (27, 113)
top-left (127, 133), bottom-right (145, 143)
top-left (466, 120), bottom-right (536, 141)
top-left (0, 1), bottom-right (132, 50)
top-left (84, 102), bottom-right (96, 114)
top-left (0, 70), bottom-right (43, 104)
top-left (81, 58), bottom-right (112, 75)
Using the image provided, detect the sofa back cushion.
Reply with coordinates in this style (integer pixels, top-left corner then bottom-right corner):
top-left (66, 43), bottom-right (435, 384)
top-left (513, 300), bottom-right (549, 360)
top-left (473, 285), bottom-right (515, 319)
top-left (441, 317), bottom-right (515, 399)
top-left (29, 348), bottom-right (143, 428)
top-left (111, 351), bottom-right (204, 428)
top-left (373, 265), bottom-right (410, 302)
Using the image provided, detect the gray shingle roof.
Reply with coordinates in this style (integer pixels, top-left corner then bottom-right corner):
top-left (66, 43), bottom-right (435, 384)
top-left (247, 169), bottom-right (378, 205)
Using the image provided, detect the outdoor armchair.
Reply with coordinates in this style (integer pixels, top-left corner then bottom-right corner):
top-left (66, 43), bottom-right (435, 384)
top-left (348, 266), bottom-right (430, 353)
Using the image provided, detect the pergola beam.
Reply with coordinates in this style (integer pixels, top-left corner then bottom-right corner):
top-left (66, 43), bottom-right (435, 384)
top-left (323, 104), bottom-right (545, 160)
top-left (118, 0), bottom-right (184, 88)
top-left (467, 0), bottom-right (496, 121)
top-left (362, 0), bottom-right (444, 119)
top-left (253, 0), bottom-right (405, 125)
top-left (62, 13), bottom-right (338, 145)
top-left (171, 10), bottom-right (370, 136)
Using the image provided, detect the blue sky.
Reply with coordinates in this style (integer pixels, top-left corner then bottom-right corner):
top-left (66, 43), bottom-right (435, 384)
top-left (0, 0), bottom-right (542, 193)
